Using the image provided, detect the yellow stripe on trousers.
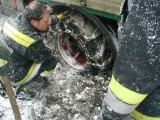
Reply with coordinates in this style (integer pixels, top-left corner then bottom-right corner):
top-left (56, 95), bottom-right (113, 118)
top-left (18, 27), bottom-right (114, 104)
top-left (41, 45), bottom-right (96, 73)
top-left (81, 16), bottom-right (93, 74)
top-left (131, 110), bottom-right (160, 120)
top-left (11, 62), bottom-right (41, 86)
top-left (109, 75), bottom-right (148, 104)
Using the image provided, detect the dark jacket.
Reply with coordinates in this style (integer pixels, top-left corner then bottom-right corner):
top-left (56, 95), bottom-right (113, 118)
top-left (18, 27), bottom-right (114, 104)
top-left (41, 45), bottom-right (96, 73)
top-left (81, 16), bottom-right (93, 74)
top-left (0, 47), bottom-right (10, 76)
top-left (2, 13), bottom-right (56, 83)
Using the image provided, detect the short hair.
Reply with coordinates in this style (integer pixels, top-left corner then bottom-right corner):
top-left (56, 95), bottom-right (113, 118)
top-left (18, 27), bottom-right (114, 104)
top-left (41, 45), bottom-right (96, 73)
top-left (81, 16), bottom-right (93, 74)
top-left (23, 1), bottom-right (52, 22)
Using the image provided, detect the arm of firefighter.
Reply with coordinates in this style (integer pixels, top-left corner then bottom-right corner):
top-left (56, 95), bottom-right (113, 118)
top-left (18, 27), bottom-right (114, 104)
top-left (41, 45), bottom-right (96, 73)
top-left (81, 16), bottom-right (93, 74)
top-left (50, 14), bottom-right (63, 30)
top-left (26, 39), bottom-right (54, 63)
top-left (0, 46), bottom-right (10, 75)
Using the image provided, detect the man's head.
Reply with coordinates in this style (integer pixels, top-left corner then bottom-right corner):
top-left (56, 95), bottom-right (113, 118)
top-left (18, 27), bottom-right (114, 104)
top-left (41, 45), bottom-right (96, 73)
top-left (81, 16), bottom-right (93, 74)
top-left (23, 1), bottom-right (52, 31)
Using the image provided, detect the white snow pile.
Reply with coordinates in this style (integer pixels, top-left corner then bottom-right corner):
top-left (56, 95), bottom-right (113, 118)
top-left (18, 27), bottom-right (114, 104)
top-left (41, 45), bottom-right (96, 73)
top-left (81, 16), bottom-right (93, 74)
top-left (0, 63), bottom-right (109, 120)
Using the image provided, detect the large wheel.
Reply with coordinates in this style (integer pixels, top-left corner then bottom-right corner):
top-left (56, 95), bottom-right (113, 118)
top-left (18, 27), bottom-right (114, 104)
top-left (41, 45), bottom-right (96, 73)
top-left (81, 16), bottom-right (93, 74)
top-left (51, 5), bottom-right (119, 76)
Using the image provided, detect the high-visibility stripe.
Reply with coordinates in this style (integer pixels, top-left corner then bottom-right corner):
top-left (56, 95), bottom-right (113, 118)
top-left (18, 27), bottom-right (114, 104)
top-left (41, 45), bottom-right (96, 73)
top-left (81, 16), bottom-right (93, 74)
top-left (130, 110), bottom-right (160, 120)
top-left (109, 75), bottom-right (148, 104)
top-left (11, 62), bottom-right (41, 86)
top-left (0, 59), bottom-right (8, 67)
top-left (103, 88), bottom-right (139, 114)
top-left (3, 22), bottom-right (35, 48)
top-left (40, 69), bottom-right (54, 77)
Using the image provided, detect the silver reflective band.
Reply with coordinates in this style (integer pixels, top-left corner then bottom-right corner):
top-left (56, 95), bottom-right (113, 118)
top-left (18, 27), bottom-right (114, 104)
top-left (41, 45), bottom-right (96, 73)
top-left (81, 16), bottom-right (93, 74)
top-left (11, 63), bottom-right (41, 86)
top-left (104, 88), bottom-right (139, 114)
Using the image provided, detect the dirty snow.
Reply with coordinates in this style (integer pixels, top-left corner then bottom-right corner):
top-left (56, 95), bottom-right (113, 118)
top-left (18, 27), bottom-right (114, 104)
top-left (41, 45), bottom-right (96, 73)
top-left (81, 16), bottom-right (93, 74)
top-left (0, 63), bottom-right (109, 120)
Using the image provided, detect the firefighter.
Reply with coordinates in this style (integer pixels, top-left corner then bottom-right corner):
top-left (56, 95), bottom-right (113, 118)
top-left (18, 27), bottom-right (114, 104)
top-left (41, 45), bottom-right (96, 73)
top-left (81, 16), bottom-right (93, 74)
top-left (102, 0), bottom-right (160, 120)
top-left (0, 1), bottom-right (57, 97)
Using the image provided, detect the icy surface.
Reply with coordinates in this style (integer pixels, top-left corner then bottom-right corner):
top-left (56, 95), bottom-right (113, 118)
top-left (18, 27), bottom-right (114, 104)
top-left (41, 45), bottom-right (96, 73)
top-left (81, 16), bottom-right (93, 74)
top-left (0, 63), bottom-right (109, 120)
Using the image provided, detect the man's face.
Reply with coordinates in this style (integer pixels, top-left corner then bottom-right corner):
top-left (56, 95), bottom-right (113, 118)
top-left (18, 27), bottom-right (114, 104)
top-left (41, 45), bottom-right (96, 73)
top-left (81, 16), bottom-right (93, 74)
top-left (33, 11), bottom-right (51, 32)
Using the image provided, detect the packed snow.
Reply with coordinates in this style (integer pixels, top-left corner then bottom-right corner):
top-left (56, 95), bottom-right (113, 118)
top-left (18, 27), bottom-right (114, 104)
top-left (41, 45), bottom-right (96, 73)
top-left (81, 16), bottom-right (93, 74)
top-left (0, 63), bottom-right (110, 120)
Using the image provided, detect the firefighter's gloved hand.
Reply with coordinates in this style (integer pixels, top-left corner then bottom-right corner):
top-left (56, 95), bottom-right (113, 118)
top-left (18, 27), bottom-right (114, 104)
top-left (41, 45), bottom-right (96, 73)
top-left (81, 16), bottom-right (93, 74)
top-left (56, 14), bottom-right (63, 20)
top-left (50, 14), bottom-right (63, 31)
top-left (51, 15), bottom-right (58, 27)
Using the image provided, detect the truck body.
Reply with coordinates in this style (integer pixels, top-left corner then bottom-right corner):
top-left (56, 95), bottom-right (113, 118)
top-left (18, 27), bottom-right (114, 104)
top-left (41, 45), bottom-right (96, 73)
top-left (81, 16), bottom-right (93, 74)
top-left (43, 0), bottom-right (123, 20)
top-left (0, 0), bottom-right (127, 76)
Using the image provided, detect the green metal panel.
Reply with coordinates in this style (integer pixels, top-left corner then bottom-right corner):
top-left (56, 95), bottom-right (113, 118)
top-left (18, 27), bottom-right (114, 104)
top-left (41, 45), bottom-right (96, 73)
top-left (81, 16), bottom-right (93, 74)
top-left (51, 0), bottom-right (123, 15)
top-left (82, 7), bottom-right (121, 21)
top-left (36, 0), bottom-right (121, 21)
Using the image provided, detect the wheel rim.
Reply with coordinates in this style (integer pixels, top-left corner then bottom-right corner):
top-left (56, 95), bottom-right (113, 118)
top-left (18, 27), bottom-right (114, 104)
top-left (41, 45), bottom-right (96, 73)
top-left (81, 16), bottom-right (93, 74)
top-left (58, 33), bottom-right (87, 70)
top-left (53, 6), bottom-right (119, 74)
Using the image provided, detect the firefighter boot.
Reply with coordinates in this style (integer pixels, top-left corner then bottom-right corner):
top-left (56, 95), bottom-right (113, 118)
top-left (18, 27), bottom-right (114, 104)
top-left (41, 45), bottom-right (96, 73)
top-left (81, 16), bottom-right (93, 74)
top-left (16, 76), bottom-right (47, 99)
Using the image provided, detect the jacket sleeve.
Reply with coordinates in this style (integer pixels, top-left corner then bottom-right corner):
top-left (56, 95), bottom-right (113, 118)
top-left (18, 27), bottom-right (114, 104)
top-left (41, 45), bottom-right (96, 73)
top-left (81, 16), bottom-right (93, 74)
top-left (26, 39), bottom-right (54, 63)
top-left (0, 46), bottom-right (10, 75)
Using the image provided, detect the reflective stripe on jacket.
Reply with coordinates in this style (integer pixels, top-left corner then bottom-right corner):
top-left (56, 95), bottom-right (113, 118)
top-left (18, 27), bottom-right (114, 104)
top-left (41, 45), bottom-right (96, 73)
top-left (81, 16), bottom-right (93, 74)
top-left (3, 22), bottom-right (35, 48)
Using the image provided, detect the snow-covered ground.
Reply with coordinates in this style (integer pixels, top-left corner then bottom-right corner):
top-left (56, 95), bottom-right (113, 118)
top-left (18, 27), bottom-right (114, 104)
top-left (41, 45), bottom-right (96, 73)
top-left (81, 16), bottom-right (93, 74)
top-left (0, 63), bottom-right (110, 120)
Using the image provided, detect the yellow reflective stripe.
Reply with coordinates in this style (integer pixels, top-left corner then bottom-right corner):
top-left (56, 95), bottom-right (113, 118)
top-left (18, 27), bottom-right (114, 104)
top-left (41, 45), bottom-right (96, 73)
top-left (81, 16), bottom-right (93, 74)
top-left (15, 62), bottom-right (38, 86)
top-left (0, 59), bottom-right (8, 67)
top-left (56, 14), bottom-right (63, 20)
top-left (40, 69), bottom-right (54, 77)
top-left (130, 110), bottom-right (160, 120)
top-left (43, 69), bottom-right (54, 74)
top-left (3, 22), bottom-right (35, 47)
top-left (109, 75), bottom-right (148, 104)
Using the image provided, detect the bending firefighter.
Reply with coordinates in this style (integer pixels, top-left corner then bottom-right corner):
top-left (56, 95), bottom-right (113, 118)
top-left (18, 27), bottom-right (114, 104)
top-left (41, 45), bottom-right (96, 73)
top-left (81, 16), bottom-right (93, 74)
top-left (0, 1), bottom-right (57, 97)
top-left (102, 0), bottom-right (160, 120)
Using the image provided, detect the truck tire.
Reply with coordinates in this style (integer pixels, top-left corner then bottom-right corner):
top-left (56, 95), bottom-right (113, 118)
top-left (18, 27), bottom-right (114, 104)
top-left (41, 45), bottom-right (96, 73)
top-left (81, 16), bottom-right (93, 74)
top-left (51, 5), bottom-right (119, 76)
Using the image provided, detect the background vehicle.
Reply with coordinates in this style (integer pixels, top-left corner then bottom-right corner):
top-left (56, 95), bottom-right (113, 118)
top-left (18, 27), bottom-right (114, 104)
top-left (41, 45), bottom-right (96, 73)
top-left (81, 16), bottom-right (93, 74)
top-left (0, 0), bottom-right (126, 76)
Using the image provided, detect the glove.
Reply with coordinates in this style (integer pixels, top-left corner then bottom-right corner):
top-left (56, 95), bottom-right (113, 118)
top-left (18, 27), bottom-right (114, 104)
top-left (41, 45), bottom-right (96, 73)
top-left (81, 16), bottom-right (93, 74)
top-left (56, 13), bottom-right (63, 20)
top-left (50, 14), bottom-right (63, 31)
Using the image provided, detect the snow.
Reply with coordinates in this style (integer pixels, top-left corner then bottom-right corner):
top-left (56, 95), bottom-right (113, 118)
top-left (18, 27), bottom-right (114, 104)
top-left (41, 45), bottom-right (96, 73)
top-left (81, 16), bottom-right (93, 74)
top-left (0, 63), bottom-right (109, 120)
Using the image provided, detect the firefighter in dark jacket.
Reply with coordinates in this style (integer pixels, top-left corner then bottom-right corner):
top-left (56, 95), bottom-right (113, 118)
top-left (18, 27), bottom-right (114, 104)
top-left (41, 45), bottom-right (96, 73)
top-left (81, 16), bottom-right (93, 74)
top-left (1, 1), bottom-right (57, 96)
top-left (102, 0), bottom-right (160, 120)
